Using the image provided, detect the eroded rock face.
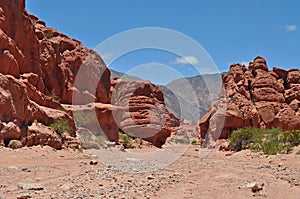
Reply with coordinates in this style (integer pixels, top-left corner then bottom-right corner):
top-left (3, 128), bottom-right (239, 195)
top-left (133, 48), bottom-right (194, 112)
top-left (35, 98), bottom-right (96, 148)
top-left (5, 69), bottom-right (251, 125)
top-left (0, 74), bottom-right (76, 149)
top-left (199, 57), bottom-right (300, 144)
top-left (0, 0), bottom-right (181, 148)
top-left (111, 79), bottom-right (180, 147)
top-left (0, 0), bottom-right (111, 104)
top-left (0, 0), bottom-right (113, 148)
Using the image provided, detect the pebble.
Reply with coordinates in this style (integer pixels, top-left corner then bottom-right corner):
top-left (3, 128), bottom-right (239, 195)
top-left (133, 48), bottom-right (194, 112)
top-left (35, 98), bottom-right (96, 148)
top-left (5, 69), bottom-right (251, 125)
top-left (147, 175), bottom-right (155, 180)
top-left (90, 160), bottom-right (98, 165)
top-left (278, 162), bottom-right (284, 167)
top-left (17, 183), bottom-right (44, 191)
top-left (257, 164), bottom-right (271, 169)
top-left (17, 194), bottom-right (32, 199)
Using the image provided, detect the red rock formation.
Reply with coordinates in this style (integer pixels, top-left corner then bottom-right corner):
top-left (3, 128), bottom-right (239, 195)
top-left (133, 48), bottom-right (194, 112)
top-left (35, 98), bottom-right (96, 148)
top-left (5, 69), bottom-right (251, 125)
top-left (0, 0), bottom-right (180, 149)
top-left (199, 56), bottom-right (300, 144)
top-left (0, 73), bottom-right (76, 149)
top-left (111, 79), bottom-right (179, 147)
top-left (0, 0), bottom-right (111, 104)
top-left (0, 0), bottom-right (112, 148)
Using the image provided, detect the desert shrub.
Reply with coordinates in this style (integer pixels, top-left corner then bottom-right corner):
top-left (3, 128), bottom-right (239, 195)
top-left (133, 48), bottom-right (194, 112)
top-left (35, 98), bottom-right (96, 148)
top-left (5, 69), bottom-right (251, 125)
top-left (44, 30), bottom-right (54, 39)
top-left (229, 128), bottom-right (300, 155)
top-left (229, 128), bottom-right (256, 151)
top-left (171, 138), bottom-right (191, 145)
top-left (50, 119), bottom-right (70, 135)
top-left (11, 141), bottom-right (17, 150)
top-left (118, 132), bottom-right (134, 149)
top-left (191, 140), bottom-right (198, 145)
top-left (49, 93), bottom-right (61, 102)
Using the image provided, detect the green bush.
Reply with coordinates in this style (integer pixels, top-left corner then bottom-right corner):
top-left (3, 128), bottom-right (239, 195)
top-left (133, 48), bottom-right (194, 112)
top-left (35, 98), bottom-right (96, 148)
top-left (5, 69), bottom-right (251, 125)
top-left (50, 119), bottom-right (70, 135)
top-left (11, 141), bottom-right (17, 150)
top-left (229, 128), bottom-right (300, 155)
top-left (171, 138), bottom-right (191, 145)
top-left (118, 132), bottom-right (134, 149)
top-left (49, 93), bottom-right (61, 102)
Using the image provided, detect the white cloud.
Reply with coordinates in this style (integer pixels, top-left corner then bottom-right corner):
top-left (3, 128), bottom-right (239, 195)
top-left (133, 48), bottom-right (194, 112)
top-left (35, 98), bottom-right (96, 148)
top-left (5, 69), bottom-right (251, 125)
top-left (240, 61), bottom-right (249, 66)
top-left (101, 53), bottom-right (114, 60)
top-left (172, 56), bottom-right (199, 65)
top-left (285, 24), bottom-right (297, 32)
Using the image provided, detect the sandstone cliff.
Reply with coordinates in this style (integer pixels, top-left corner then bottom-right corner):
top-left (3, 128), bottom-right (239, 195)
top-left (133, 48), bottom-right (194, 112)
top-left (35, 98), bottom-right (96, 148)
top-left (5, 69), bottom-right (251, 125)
top-left (0, 0), bottom-right (179, 148)
top-left (199, 57), bottom-right (300, 143)
top-left (0, 0), bottom-right (112, 148)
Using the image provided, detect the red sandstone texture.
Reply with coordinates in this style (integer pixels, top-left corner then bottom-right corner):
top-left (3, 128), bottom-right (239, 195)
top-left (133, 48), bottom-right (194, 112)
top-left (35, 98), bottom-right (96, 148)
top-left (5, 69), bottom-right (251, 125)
top-left (0, 0), bottom-right (179, 148)
top-left (199, 56), bottom-right (300, 143)
top-left (0, 0), bottom-right (111, 148)
top-left (111, 79), bottom-right (180, 147)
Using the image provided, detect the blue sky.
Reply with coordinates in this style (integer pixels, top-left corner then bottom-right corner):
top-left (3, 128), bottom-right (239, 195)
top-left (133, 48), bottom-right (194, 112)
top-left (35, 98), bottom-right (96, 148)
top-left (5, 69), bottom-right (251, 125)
top-left (26, 0), bottom-right (300, 84)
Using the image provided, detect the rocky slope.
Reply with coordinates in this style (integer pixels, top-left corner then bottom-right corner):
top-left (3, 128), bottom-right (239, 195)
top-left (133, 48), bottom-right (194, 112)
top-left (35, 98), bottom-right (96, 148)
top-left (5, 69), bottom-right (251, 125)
top-left (199, 56), bottom-right (300, 142)
top-left (160, 73), bottom-right (224, 120)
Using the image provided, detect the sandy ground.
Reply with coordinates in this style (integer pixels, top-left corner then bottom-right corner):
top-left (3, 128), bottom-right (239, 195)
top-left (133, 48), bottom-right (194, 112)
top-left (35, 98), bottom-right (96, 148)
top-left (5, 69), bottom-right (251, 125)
top-left (0, 145), bottom-right (300, 199)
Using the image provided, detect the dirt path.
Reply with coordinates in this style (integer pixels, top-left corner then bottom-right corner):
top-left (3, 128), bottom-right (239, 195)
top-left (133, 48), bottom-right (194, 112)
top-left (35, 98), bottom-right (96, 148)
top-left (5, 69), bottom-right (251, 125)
top-left (0, 145), bottom-right (299, 199)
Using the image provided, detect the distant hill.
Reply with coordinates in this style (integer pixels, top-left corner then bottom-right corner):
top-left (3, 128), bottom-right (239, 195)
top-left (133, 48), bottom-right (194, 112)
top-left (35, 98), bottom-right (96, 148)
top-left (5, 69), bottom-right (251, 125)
top-left (160, 73), bottom-right (225, 121)
top-left (109, 69), bottom-right (225, 121)
top-left (110, 69), bottom-right (143, 82)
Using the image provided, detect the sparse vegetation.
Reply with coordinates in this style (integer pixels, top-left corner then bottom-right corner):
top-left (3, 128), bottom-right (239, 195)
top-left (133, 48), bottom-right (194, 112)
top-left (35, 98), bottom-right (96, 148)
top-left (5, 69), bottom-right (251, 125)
top-left (118, 132), bottom-right (134, 149)
top-left (171, 138), bottom-right (191, 145)
top-left (229, 128), bottom-right (300, 155)
top-left (50, 93), bottom-right (61, 102)
top-left (50, 119), bottom-right (70, 135)
top-left (191, 139), bottom-right (198, 145)
top-left (44, 30), bottom-right (54, 39)
top-left (77, 146), bottom-right (83, 153)
top-left (11, 141), bottom-right (17, 150)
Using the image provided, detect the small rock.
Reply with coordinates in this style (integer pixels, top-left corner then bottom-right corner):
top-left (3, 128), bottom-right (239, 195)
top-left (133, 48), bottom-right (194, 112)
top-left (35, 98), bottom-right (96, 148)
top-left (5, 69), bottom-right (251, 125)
top-left (126, 158), bottom-right (140, 162)
top-left (257, 164), bottom-right (271, 169)
top-left (17, 195), bottom-right (32, 199)
top-left (7, 165), bottom-right (18, 170)
top-left (147, 175), bottom-right (155, 180)
top-left (277, 167), bottom-right (287, 172)
top-left (90, 160), bottom-right (98, 165)
top-left (17, 183), bottom-right (44, 191)
top-left (245, 182), bottom-right (263, 193)
top-left (225, 152), bottom-right (233, 156)
top-left (22, 167), bottom-right (31, 172)
top-left (278, 162), bottom-right (284, 167)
